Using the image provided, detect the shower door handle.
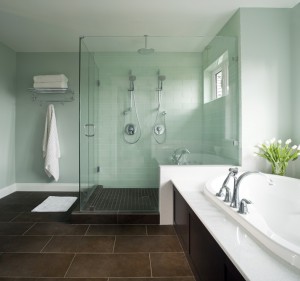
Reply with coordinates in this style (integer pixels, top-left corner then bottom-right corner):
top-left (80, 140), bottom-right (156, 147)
top-left (84, 124), bottom-right (95, 137)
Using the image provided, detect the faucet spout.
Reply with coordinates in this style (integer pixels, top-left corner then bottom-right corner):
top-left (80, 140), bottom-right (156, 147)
top-left (230, 171), bottom-right (273, 209)
top-left (172, 148), bottom-right (190, 165)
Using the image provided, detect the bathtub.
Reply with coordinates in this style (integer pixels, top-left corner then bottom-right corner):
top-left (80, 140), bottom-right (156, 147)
top-left (204, 172), bottom-right (300, 270)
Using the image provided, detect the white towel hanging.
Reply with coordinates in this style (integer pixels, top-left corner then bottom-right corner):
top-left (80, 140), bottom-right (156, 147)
top-left (42, 104), bottom-right (60, 181)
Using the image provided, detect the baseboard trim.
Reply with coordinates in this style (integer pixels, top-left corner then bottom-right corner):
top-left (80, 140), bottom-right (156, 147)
top-left (16, 183), bottom-right (79, 192)
top-left (0, 183), bottom-right (79, 198)
top-left (0, 184), bottom-right (17, 199)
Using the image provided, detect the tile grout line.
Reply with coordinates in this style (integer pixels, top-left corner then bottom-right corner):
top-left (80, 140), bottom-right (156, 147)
top-left (112, 235), bottom-right (116, 253)
top-left (64, 253), bottom-right (77, 278)
top-left (84, 224), bottom-right (91, 236)
top-left (149, 252), bottom-right (153, 277)
top-left (39, 235), bottom-right (54, 253)
top-left (22, 222), bottom-right (37, 236)
top-left (9, 212), bottom-right (23, 222)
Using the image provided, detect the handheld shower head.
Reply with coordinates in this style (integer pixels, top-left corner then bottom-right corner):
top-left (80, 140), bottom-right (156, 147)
top-left (128, 75), bottom-right (136, 91)
top-left (129, 75), bottom-right (136, 81)
top-left (138, 35), bottom-right (155, 55)
top-left (158, 75), bottom-right (166, 81)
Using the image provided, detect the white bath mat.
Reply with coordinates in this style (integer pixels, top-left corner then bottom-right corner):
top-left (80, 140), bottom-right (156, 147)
top-left (31, 196), bottom-right (77, 212)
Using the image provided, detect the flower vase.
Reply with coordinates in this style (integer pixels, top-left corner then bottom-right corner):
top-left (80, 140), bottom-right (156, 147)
top-left (271, 161), bottom-right (287, 176)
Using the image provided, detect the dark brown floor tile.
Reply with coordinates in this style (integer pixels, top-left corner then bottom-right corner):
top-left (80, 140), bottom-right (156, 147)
top-left (43, 236), bottom-right (115, 253)
top-left (12, 212), bottom-right (69, 223)
top-left (114, 235), bottom-right (182, 253)
top-left (109, 277), bottom-right (195, 281)
top-left (0, 213), bottom-right (20, 222)
top-left (0, 236), bottom-right (51, 252)
top-left (0, 253), bottom-right (74, 277)
top-left (0, 223), bottom-right (33, 235)
top-left (25, 222), bottom-right (88, 235)
top-left (0, 192), bottom-right (78, 214)
top-left (0, 277), bottom-right (108, 281)
top-left (66, 253), bottom-right (151, 277)
top-left (0, 204), bottom-right (36, 213)
top-left (150, 253), bottom-right (193, 277)
top-left (87, 225), bottom-right (146, 235)
top-left (147, 225), bottom-right (176, 235)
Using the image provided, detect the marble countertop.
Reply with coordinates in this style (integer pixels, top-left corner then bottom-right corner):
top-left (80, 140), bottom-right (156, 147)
top-left (172, 177), bottom-right (300, 281)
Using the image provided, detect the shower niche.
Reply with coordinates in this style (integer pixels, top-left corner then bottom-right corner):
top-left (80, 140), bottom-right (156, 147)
top-left (77, 36), bottom-right (240, 220)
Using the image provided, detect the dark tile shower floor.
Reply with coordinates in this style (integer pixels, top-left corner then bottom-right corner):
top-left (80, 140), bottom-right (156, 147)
top-left (0, 191), bottom-right (195, 280)
top-left (83, 186), bottom-right (159, 213)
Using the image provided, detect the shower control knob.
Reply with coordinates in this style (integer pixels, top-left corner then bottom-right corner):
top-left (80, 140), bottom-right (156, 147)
top-left (154, 124), bottom-right (165, 135)
top-left (125, 124), bottom-right (136, 135)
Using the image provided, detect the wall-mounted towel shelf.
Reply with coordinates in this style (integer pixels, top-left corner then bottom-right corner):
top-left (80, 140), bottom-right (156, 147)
top-left (28, 88), bottom-right (75, 105)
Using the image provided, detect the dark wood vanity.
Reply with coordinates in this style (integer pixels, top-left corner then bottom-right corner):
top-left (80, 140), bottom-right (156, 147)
top-left (173, 185), bottom-right (245, 281)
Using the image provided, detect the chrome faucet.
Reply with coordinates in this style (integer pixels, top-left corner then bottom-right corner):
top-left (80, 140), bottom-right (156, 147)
top-left (172, 148), bottom-right (190, 165)
top-left (230, 171), bottom-right (273, 209)
top-left (216, 167), bottom-right (238, 202)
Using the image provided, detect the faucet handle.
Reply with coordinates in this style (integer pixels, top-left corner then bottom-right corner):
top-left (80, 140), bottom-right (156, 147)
top-left (238, 198), bottom-right (252, 214)
top-left (216, 186), bottom-right (225, 197)
top-left (229, 167), bottom-right (239, 175)
top-left (223, 186), bottom-right (232, 203)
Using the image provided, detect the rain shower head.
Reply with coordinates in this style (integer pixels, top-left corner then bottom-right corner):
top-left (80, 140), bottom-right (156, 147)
top-left (138, 35), bottom-right (155, 55)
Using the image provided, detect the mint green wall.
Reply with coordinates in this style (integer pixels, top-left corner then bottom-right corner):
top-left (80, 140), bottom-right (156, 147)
top-left (238, 8), bottom-right (292, 172)
top-left (15, 53), bottom-right (79, 183)
top-left (0, 42), bottom-right (16, 189)
top-left (291, 3), bottom-right (300, 177)
top-left (94, 52), bottom-right (202, 188)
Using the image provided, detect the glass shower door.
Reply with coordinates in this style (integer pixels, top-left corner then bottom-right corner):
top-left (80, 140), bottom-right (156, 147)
top-left (79, 38), bottom-right (98, 210)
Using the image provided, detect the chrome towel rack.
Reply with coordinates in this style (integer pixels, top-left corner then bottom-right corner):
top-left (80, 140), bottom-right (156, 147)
top-left (28, 88), bottom-right (75, 105)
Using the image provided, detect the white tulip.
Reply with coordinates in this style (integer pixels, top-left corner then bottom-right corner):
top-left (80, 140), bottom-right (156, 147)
top-left (297, 145), bottom-right (300, 150)
top-left (265, 140), bottom-right (270, 147)
top-left (286, 139), bottom-right (292, 145)
top-left (270, 138), bottom-right (276, 144)
top-left (278, 139), bottom-right (282, 144)
top-left (292, 145), bottom-right (297, 150)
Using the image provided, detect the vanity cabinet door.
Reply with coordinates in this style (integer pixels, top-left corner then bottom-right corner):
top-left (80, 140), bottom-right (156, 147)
top-left (224, 256), bottom-right (245, 281)
top-left (189, 210), bottom-right (225, 281)
top-left (173, 187), bottom-right (190, 253)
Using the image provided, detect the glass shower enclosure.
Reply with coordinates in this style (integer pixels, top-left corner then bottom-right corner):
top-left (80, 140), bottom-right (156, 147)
top-left (79, 35), bottom-right (240, 213)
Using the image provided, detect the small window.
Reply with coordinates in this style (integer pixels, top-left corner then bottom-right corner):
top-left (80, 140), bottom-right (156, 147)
top-left (215, 69), bottom-right (223, 98)
top-left (204, 51), bottom-right (229, 103)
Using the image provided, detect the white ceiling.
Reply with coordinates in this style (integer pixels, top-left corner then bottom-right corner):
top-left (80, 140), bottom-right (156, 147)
top-left (0, 0), bottom-right (298, 52)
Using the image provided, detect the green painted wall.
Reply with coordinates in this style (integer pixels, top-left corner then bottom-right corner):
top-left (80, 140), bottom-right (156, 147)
top-left (15, 53), bottom-right (79, 183)
top-left (0, 42), bottom-right (16, 189)
top-left (291, 3), bottom-right (300, 177)
top-left (238, 8), bottom-right (292, 173)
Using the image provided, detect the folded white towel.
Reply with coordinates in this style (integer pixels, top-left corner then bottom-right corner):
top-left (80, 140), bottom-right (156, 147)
top-left (34, 81), bottom-right (68, 89)
top-left (43, 104), bottom-right (60, 181)
top-left (33, 74), bottom-right (68, 83)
